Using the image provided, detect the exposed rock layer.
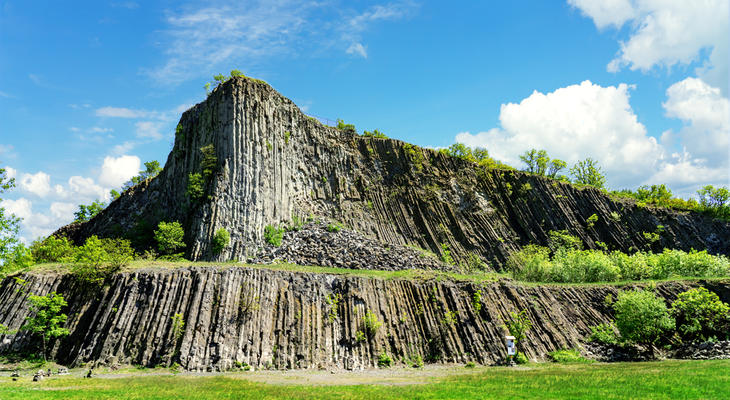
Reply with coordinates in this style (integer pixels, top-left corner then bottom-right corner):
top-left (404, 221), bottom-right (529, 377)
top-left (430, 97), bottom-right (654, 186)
top-left (1, 268), bottom-right (725, 370)
top-left (55, 77), bottom-right (730, 267)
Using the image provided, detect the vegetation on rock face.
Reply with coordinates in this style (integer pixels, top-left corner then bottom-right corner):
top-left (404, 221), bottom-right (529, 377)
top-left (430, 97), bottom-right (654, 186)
top-left (264, 225), bottom-right (284, 247)
top-left (441, 143), bottom-right (513, 171)
top-left (71, 236), bottom-right (135, 285)
top-left (154, 222), bottom-right (186, 257)
top-left (503, 309), bottom-right (532, 360)
top-left (548, 349), bottom-right (590, 363)
top-left (508, 230), bottom-right (730, 283)
top-left (363, 129), bottom-right (388, 139)
top-left (212, 228), bottom-right (230, 254)
top-left (73, 200), bottom-right (105, 223)
top-left (22, 292), bottom-right (70, 362)
top-left (186, 173), bottom-right (205, 201)
top-left (123, 160), bottom-right (162, 191)
top-left (335, 119), bottom-right (357, 135)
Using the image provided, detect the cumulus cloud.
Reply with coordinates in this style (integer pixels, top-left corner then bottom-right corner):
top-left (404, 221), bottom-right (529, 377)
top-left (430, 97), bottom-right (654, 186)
top-left (569, 0), bottom-right (729, 92)
top-left (4, 166), bottom-right (16, 180)
top-left (18, 171), bottom-right (52, 197)
top-left (454, 80), bottom-right (727, 195)
top-left (3, 155), bottom-right (145, 242)
top-left (97, 155), bottom-right (141, 188)
top-left (456, 80), bottom-right (663, 188)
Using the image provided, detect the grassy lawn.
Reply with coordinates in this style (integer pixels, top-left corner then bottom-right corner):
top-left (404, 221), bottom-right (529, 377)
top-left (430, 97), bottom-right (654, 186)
top-left (0, 360), bottom-right (727, 399)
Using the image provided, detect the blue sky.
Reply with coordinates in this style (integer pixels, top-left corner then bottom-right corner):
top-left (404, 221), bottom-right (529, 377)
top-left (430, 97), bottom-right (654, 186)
top-left (1, 0), bottom-right (728, 241)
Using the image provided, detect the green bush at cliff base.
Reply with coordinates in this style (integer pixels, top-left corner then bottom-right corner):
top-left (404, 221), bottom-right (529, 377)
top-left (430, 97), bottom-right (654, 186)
top-left (212, 228), bottom-right (230, 254)
top-left (508, 246), bottom-right (730, 283)
top-left (547, 349), bottom-right (591, 363)
top-left (264, 225), bottom-right (284, 247)
top-left (670, 287), bottom-right (730, 342)
top-left (154, 222), bottom-right (186, 257)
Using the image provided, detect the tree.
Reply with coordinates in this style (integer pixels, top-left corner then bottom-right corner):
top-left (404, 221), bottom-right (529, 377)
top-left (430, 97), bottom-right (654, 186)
top-left (613, 289), bottom-right (674, 353)
top-left (697, 185), bottom-right (730, 208)
top-left (670, 287), bottom-right (730, 342)
top-left (23, 292), bottom-right (70, 361)
top-left (547, 159), bottom-right (567, 178)
top-left (154, 221), bottom-right (186, 256)
top-left (212, 228), bottom-right (230, 254)
top-left (73, 200), bottom-right (106, 223)
top-left (0, 165), bottom-right (22, 271)
top-left (570, 158), bottom-right (606, 189)
top-left (123, 160), bottom-right (162, 190)
top-left (503, 309), bottom-right (532, 358)
top-left (336, 119), bottom-right (357, 135)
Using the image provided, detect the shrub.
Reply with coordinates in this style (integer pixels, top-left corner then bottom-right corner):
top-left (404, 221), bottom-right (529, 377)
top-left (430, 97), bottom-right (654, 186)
top-left (72, 236), bottom-right (133, 285)
top-left (336, 119), bottom-right (357, 135)
top-left (326, 223), bottom-right (341, 233)
top-left (355, 330), bottom-right (366, 343)
top-left (154, 222), bottom-right (186, 256)
top-left (514, 352), bottom-right (528, 364)
top-left (409, 354), bottom-right (424, 368)
top-left (507, 245), bottom-right (551, 282)
top-left (30, 235), bottom-right (75, 263)
top-left (548, 230), bottom-right (582, 251)
top-left (186, 173), bottom-right (205, 201)
top-left (503, 310), bottom-right (532, 356)
top-left (440, 243), bottom-right (454, 265)
top-left (465, 361), bottom-right (476, 368)
top-left (548, 349), bottom-right (590, 363)
top-left (362, 310), bottom-right (382, 338)
top-left (200, 144), bottom-right (218, 179)
top-left (588, 323), bottom-right (619, 345)
top-left (73, 200), bottom-right (105, 223)
top-left (212, 228), bottom-right (230, 254)
top-left (519, 149), bottom-right (566, 177)
top-left (613, 289), bottom-right (674, 350)
top-left (264, 225), bottom-right (284, 247)
top-left (363, 129), bottom-right (387, 139)
top-left (670, 287), bottom-right (730, 342)
top-left (377, 351), bottom-right (392, 368)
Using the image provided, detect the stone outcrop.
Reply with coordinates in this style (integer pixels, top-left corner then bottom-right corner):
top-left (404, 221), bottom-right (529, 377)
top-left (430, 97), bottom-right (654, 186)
top-left (54, 76), bottom-right (730, 268)
top-left (248, 222), bottom-right (452, 272)
top-left (1, 268), bottom-right (725, 370)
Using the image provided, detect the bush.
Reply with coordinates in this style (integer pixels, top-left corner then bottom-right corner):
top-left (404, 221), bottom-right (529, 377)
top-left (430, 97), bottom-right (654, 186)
top-left (508, 246), bottom-right (730, 283)
top-left (30, 236), bottom-right (75, 263)
top-left (326, 223), bottom-right (341, 233)
top-left (362, 310), bottom-right (382, 338)
top-left (336, 119), bottom-right (357, 135)
top-left (548, 349), bottom-right (590, 363)
top-left (186, 173), bottom-right (205, 201)
top-left (570, 158), bottom-right (605, 189)
top-left (613, 289), bottom-right (674, 350)
top-left (465, 361), bottom-right (476, 368)
top-left (514, 352), bottom-right (528, 364)
top-left (377, 351), bottom-right (392, 368)
top-left (363, 129), bottom-right (387, 139)
top-left (71, 236), bottom-right (134, 285)
top-left (588, 323), bottom-right (618, 345)
top-left (670, 287), bottom-right (730, 342)
top-left (212, 228), bottom-right (230, 254)
top-left (264, 225), bottom-right (284, 247)
top-left (154, 222), bottom-right (186, 256)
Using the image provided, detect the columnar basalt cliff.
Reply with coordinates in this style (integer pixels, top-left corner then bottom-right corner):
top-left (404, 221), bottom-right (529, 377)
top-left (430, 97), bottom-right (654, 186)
top-left (1, 268), bottom-right (725, 370)
top-left (56, 77), bottom-right (729, 268)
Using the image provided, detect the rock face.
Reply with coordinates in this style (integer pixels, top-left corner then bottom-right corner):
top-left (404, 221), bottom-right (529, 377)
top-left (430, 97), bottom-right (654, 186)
top-left (0, 268), bottom-right (725, 370)
top-left (55, 77), bottom-right (730, 268)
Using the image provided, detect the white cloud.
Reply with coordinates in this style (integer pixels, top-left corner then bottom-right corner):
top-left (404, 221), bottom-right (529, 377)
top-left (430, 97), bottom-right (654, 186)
top-left (570, 0), bottom-right (729, 92)
top-left (135, 121), bottom-right (165, 140)
top-left (457, 80), bottom-right (662, 188)
top-left (454, 80), bottom-right (727, 195)
top-left (18, 171), bottom-right (52, 197)
top-left (4, 166), bottom-right (16, 180)
top-left (568, 0), bottom-right (635, 29)
top-left (148, 1), bottom-right (416, 85)
top-left (660, 77), bottom-right (729, 168)
top-left (112, 141), bottom-right (137, 155)
top-left (346, 42), bottom-right (368, 58)
top-left (89, 126), bottom-right (113, 133)
top-left (0, 90), bottom-right (12, 98)
top-left (0, 198), bottom-right (74, 242)
top-left (97, 155), bottom-right (141, 188)
top-left (96, 106), bottom-right (160, 119)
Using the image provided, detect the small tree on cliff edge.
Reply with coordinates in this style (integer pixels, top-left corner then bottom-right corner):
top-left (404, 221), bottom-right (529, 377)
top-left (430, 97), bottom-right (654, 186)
top-left (23, 292), bottom-right (70, 362)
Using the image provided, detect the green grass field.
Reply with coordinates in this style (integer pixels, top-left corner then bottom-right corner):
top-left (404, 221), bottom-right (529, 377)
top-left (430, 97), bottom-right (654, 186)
top-left (1, 360), bottom-right (728, 399)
